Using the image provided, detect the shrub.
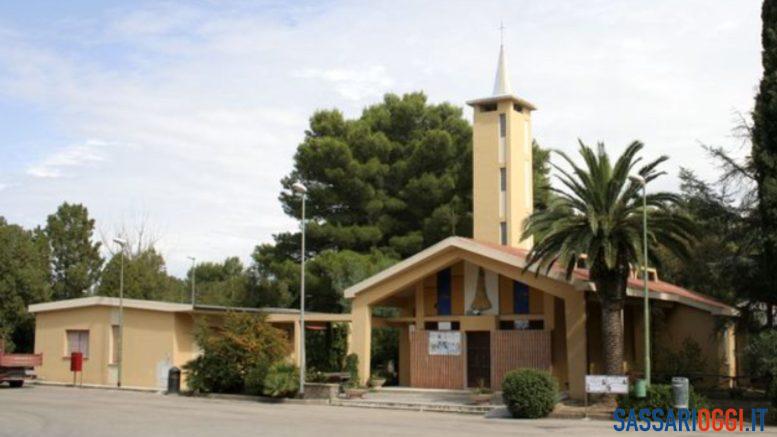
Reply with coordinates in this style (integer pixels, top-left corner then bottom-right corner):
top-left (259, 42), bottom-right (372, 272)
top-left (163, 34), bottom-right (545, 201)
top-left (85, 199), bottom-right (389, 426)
top-left (306, 322), bottom-right (349, 372)
top-left (745, 330), bottom-right (777, 406)
top-left (653, 338), bottom-right (707, 384)
top-left (617, 384), bottom-right (710, 412)
top-left (306, 368), bottom-right (328, 383)
top-left (263, 363), bottom-right (300, 398)
top-left (345, 353), bottom-right (360, 387)
top-left (770, 379), bottom-right (777, 408)
top-left (501, 369), bottom-right (558, 418)
top-left (244, 357), bottom-right (273, 396)
top-left (183, 312), bottom-right (290, 394)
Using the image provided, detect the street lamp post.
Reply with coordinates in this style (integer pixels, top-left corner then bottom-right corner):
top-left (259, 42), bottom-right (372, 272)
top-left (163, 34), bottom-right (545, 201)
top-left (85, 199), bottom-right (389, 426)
top-left (629, 174), bottom-right (650, 386)
top-left (292, 182), bottom-right (307, 397)
top-left (187, 256), bottom-right (197, 306)
top-left (113, 238), bottom-right (127, 388)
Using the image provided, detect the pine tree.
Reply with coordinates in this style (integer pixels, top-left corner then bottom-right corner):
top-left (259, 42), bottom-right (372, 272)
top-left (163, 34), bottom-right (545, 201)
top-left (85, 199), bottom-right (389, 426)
top-left (45, 203), bottom-right (103, 299)
top-left (752, 0), bottom-right (777, 327)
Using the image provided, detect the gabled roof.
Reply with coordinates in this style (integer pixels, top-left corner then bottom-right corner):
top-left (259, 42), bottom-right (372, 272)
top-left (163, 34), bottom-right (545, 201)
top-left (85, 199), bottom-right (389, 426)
top-left (343, 237), bottom-right (738, 317)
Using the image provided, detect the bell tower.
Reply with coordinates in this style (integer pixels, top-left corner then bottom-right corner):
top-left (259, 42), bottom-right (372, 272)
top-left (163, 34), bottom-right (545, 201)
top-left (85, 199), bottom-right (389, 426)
top-left (466, 42), bottom-right (535, 249)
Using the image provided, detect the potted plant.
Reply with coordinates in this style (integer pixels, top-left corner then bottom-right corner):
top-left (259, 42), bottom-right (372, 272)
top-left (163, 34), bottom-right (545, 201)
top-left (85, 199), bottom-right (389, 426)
top-left (343, 353), bottom-right (368, 399)
top-left (470, 379), bottom-right (493, 405)
top-left (369, 370), bottom-right (387, 389)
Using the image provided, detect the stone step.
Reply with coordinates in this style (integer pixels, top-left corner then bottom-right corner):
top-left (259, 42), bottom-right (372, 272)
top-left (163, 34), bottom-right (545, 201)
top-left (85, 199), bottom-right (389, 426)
top-left (330, 398), bottom-right (497, 415)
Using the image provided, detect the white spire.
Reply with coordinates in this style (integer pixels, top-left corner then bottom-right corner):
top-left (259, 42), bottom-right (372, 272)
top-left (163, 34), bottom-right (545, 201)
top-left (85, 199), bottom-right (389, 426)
top-left (492, 43), bottom-right (512, 96)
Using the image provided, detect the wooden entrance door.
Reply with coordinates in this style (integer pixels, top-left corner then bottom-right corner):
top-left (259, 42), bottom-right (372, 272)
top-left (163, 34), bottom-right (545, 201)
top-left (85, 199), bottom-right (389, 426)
top-left (466, 331), bottom-right (491, 388)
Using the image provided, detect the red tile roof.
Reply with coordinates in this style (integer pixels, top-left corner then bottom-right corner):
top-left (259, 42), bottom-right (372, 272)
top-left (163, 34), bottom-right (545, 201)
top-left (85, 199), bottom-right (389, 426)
top-left (470, 238), bottom-right (735, 314)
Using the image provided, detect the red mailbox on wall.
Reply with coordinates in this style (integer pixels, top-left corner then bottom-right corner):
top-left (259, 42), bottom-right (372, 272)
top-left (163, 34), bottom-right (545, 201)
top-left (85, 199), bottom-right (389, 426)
top-left (70, 352), bottom-right (83, 372)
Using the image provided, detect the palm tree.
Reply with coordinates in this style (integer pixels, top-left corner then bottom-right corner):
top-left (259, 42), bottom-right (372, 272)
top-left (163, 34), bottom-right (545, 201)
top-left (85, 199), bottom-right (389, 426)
top-left (521, 140), bottom-right (696, 377)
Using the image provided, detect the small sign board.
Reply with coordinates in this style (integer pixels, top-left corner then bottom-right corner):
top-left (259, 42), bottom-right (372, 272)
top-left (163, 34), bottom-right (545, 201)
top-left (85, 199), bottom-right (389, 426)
top-left (585, 375), bottom-right (629, 394)
top-left (428, 331), bottom-right (461, 356)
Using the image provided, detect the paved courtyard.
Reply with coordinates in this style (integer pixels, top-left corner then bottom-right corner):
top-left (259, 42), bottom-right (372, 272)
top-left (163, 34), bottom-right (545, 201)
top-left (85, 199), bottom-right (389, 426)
top-left (0, 385), bottom-right (770, 436)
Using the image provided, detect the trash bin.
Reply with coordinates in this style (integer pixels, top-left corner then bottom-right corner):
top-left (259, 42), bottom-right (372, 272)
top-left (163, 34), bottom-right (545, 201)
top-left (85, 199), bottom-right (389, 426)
top-left (672, 377), bottom-right (689, 409)
top-left (634, 378), bottom-right (647, 398)
top-left (167, 367), bottom-right (181, 394)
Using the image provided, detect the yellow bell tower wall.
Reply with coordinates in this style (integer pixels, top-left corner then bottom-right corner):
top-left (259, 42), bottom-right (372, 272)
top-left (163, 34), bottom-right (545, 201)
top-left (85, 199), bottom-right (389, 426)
top-left (470, 98), bottom-right (533, 249)
top-left (468, 43), bottom-right (535, 249)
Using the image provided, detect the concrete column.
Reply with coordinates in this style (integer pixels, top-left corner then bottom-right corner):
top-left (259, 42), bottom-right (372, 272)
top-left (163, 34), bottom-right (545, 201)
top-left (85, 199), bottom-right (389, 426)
top-left (351, 299), bottom-right (372, 385)
top-left (564, 292), bottom-right (587, 400)
top-left (292, 320), bottom-right (301, 367)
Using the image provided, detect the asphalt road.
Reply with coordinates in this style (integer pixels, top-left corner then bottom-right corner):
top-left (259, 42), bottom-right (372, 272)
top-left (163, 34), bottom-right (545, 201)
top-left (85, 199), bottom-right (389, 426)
top-left (0, 385), bottom-right (771, 436)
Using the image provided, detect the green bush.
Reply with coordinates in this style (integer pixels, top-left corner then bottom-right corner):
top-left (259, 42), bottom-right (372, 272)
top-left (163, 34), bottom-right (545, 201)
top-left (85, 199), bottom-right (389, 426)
top-left (653, 338), bottom-right (707, 384)
top-left (345, 353), bottom-right (360, 387)
top-left (182, 312), bottom-right (290, 394)
top-left (306, 322), bottom-right (349, 372)
top-left (501, 369), bottom-right (558, 418)
top-left (244, 358), bottom-right (272, 396)
top-left (745, 330), bottom-right (777, 406)
top-left (262, 363), bottom-right (300, 398)
top-left (305, 368), bottom-right (328, 383)
top-left (618, 384), bottom-right (710, 412)
top-left (769, 379), bottom-right (777, 408)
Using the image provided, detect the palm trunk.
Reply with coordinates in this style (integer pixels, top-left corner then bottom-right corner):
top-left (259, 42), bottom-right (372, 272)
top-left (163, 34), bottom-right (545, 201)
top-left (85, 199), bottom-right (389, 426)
top-left (600, 298), bottom-right (625, 376)
top-left (592, 268), bottom-right (628, 378)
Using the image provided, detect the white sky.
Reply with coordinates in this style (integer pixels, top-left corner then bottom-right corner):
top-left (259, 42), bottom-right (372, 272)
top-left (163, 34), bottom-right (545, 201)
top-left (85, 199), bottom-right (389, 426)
top-left (0, 0), bottom-right (763, 276)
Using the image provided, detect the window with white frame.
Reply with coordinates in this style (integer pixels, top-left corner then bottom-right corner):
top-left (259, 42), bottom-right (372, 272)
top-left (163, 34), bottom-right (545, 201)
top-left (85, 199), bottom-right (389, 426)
top-left (66, 330), bottom-right (89, 358)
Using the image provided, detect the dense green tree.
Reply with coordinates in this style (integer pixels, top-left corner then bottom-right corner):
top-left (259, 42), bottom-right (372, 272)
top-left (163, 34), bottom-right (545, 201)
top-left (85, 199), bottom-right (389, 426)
top-left (751, 0), bottom-right (777, 326)
top-left (533, 140), bottom-right (552, 210)
top-left (186, 257), bottom-right (252, 307)
top-left (278, 92), bottom-right (473, 259)
top-left (657, 169), bottom-right (757, 304)
top-left (0, 218), bottom-right (51, 351)
top-left (250, 93), bottom-right (552, 313)
top-left (45, 203), bottom-right (103, 299)
top-left (249, 246), bottom-right (397, 313)
top-left (521, 141), bottom-right (696, 377)
top-left (97, 248), bottom-right (183, 302)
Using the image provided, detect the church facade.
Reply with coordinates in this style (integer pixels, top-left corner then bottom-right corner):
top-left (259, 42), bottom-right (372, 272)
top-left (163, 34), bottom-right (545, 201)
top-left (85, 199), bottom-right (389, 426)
top-left (346, 45), bottom-right (738, 399)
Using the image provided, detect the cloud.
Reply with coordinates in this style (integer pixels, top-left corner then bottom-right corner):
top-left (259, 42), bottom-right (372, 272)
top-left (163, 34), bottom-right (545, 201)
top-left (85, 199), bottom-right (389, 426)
top-left (27, 140), bottom-right (111, 178)
top-left (295, 66), bottom-right (395, 101)
top-left (0, 0), bottom-right (763, 276)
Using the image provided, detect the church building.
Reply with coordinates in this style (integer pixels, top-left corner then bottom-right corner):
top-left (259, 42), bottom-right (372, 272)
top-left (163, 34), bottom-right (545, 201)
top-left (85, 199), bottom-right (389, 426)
top-left (345, 44), bottom-right (739, 399)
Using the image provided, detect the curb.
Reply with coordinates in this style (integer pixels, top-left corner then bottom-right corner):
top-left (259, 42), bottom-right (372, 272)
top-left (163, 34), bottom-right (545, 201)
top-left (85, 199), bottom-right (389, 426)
top-left (201, 392), bottom-right (329, 405)
top-left (32, 380), bottom-right (159, 393)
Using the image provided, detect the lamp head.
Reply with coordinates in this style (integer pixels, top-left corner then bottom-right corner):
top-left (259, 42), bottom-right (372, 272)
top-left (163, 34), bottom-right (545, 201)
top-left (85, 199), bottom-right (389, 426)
top-left (113, 238), bottom-right (127, 246)
top-left (628, 175), bottom-right (646, 186)
top-left (292, 182), bottom-right (307, 194)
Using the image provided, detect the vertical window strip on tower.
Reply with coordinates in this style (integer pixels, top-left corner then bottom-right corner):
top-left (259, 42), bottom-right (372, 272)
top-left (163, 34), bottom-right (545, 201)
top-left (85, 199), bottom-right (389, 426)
top-left (500, 222), bottom-right (507, 245)
top-left (499, 167), bottom-right (506, 217)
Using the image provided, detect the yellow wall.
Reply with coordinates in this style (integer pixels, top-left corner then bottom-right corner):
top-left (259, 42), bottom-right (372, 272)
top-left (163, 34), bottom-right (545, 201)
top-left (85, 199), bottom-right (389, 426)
top-left (34, 306), bottom-right (197, 390)
top-left (34, 306), bottom-right (111, 386)
top-left (472, 100), bottom-right (533, 249)
top-left (657, 304), bottom-right (735, 387)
